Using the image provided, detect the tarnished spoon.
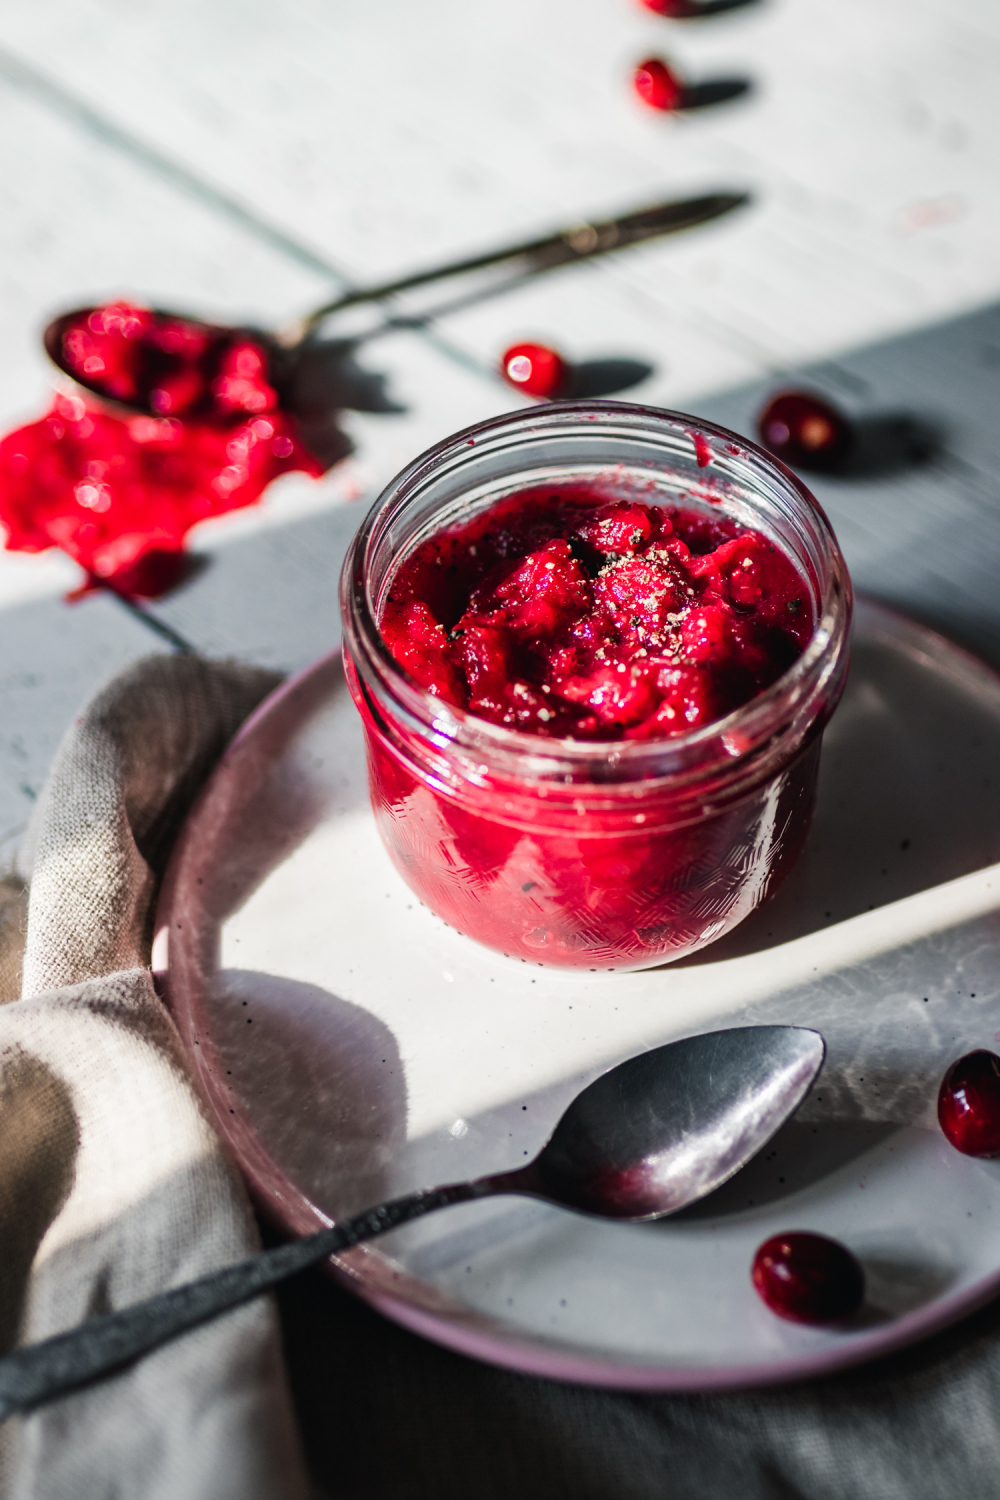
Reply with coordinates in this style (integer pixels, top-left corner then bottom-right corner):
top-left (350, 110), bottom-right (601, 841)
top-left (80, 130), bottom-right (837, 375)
top-left (0, 1024), bottom-right (822, 1422)
top-left (42, 191), bottom-right (749, 416)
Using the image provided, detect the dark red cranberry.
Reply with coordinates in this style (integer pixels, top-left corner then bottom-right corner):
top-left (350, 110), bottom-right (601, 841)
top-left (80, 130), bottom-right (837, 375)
top-left (752, 1232), bottom-right (865, 1324)
top-left (639, 0), bottom-right (690, 12)
top-left (633, 58), bottom-right (684, 113)
top-left (500, 343), bottom-right (568, 399)
top-left (757, 391), bottom-right (852, 472)
top-left (938, 1050), bottom-right (1000, 1157)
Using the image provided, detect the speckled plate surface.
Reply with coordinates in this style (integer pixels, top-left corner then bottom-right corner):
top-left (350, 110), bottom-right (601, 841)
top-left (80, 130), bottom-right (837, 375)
top-left (154, 598), bottom-right (1000, 1389)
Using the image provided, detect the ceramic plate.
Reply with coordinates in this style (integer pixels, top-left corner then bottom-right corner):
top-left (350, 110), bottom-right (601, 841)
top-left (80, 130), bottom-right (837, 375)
top-left (154, 599), bottom-right (1000, 1389)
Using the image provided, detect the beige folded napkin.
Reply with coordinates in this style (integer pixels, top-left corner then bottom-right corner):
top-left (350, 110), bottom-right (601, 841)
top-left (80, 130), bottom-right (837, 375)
top-left (0, 654), bottom-right (311, 1500)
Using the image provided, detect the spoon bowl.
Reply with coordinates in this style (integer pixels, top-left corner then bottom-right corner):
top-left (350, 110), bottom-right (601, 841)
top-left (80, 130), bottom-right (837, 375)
top-left (531, 1025), bottom-right (825, 1219)
top-left (42, 304), bottom-right (278, 419)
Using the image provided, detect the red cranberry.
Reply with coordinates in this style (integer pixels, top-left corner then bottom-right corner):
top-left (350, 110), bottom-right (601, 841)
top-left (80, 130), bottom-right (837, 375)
top-left (500, 343), bottom-right (567, 399)
top-left (633, 58), bottom-right (684, 113)
top-left (757, 391), bottom-right (852, 471)
top-left (752, 1232), bottom-right (864, 1324)
top-left (639, 0), bottom-right (689, 12)
top-left (938, 1050), bottom-right (1000, 1157)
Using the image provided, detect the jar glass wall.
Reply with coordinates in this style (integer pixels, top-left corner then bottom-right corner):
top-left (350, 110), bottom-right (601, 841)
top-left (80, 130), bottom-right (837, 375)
top-left (340, 401), bottom-right (852, 971)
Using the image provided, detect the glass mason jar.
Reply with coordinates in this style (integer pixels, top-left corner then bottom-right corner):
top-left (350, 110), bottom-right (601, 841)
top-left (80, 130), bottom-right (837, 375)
top-left (340, 401), bottom-right (852, 971)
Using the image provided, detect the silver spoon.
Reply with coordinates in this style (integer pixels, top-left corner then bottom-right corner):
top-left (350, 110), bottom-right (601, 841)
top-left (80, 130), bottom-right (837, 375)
top-left (0, 1024), bottom-right (822, 1422)
top-left (42, 192), bottom-right (749, 417)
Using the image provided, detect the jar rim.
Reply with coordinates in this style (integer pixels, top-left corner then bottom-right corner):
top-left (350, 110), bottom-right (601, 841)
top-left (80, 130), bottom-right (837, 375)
top-left (340, 399), bottom-right (852, 788)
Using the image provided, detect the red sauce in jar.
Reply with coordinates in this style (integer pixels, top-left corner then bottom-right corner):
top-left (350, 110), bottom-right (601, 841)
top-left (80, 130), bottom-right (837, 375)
top-left (380, 484), bottom-right (812, 742)
top-left (344, 479), bottom-right (829, 969)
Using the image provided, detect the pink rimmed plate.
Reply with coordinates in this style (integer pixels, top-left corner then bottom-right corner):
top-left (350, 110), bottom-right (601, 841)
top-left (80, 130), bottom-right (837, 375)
top-left (155, 599), bottom-right (1000, 1388)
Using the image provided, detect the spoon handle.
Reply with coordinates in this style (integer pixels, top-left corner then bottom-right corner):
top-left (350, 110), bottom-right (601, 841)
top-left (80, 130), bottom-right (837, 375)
top-left (0, 1175), bottom-right (512, 1423)
top-left (295, 192), bottom-right (749, 336)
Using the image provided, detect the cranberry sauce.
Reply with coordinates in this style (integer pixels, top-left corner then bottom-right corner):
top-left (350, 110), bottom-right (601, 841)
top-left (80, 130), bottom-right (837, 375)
top-left (758, 391), bottom-right (852, 473)
top-left (380, 483), bottom-right (813, 744)
top-left (343, 403), bottom-right (851, 970)
top-left (752, 1232), bottom-right (865, 1324)
top-left (50, 302), bottom-right (278, 421)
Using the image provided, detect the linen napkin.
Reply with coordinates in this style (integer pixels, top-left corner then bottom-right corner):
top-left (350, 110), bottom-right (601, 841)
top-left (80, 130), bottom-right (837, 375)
top-left (0, 653), bottom-right (310, 1500)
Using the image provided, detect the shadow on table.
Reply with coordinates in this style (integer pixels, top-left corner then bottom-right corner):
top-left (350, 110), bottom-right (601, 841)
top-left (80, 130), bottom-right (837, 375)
top-left (671, 1118), bottom-right (897, 1221)
top-left (666, 0), bottom-right (765, 15)
top-left (563, 358), bottom-right (654, 399)
top-left (195, 656), bottom-right (369, 930)
top-left (271, 1216), bottom-right (1000, 1500)
top-left (679, 77), bottom-right (753, 111)
top-left (837, 411), bottom-right (942, 477)
top-left (785, 410), bottom-right (945, 480)
top-left (208, 970), bottom-right (408, 1219)
top-left (679, 613), bottom-right (1000, 963)
top-left (671, 1117), bottom-right (957, 1322)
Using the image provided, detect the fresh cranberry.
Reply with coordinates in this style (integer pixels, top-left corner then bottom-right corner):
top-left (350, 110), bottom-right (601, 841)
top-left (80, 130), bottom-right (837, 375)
top-left (752, 1233), bottom-right (865, 1324)
top-left (639, 0), bottom-right (690, 12)
top-left (633, 58), bottom-right (684, 113)
top-left (938, 1050), bottom-right (1000, 1157)
top-left (500, 343), bottom-right (567, 399)
top-left (757, 391), bottom-right (852, 471)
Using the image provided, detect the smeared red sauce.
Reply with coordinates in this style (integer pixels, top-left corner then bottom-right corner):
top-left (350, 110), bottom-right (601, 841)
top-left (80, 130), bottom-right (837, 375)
top-left (381, 484), bottom-right (812, 742)
top-left (752, 1233), bottom-right (865, 1324)
top-left (938, 1051), bottom-right (1000, 1157)
top-left (0, 392), bottom-right (320, 596)
top-left (690, 431), bottom-right (713, 468)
